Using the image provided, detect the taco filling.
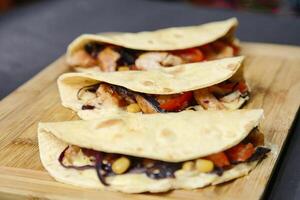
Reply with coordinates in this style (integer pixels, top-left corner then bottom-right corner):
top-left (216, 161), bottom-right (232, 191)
top-left (77, 80), bottom-right (249, 113)
top-left (69, 39), bottom-right (239, 72)
top-left (58, 128), bottom-right (269, 186)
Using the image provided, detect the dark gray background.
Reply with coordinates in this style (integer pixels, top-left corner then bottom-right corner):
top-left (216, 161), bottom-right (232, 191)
top-left (0, 0), bottom-right (299, 199)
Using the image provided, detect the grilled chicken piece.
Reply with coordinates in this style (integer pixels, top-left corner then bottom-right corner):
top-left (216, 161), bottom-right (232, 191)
top-left (110, 85), bottom-right (136, 104)
top-left (64, 145), bottom-right (81, 164)
top-left (95, 83), bottom-right (127, 107)
top-left (135, 95), bottom-right (161, 113)
top-left (135, 52), bottom-right (183, 70)
top-left (97, 47), bottom-right (121, 72)
top-left (202, 41), bottom-right (234, 61)
top-left (215, 46), bottom-right (234, 59)
top-left (193, 89), bottom-right (225, 110)
top-left (63, 145), bottom-right (94, 166)
top-left (212, 41), bottom-right (234, 59)
top-left (68, 49), bottom-right (98, 67)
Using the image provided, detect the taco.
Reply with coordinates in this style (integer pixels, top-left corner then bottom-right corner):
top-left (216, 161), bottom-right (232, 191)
top-left (38, 109), bottom-right (270, 193)
top-left (58, 56), bottom-right (249, 120)
top-left (67, 18), bottom-right (239, 72)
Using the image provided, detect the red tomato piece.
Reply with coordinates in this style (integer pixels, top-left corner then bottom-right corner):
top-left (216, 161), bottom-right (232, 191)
top-left (206, 152), bottom-right (230, 168)
top-left (226, 143), bottom-right (255, 163)
top-left (231, 44), bottom-right (240, 56)
top-left (237, 81), bottom-right (248, 94)
top-left (172, 48), bottom-right (205, 62)
top-left (159, 92), bottom-right (193, 111)
top-left (218, 82), bottom-right (237, 93)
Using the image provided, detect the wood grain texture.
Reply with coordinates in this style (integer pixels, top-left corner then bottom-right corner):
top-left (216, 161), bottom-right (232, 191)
top-left (0, 42), bottom-right (299, 200)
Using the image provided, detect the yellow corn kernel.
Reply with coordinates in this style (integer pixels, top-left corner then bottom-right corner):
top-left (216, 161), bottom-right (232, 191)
top-left (118, 66), bottom-right (130, 71)
top-left (195, 159), bottom-right (214, 173)
top-left (182, 161), bottom-right (195, 171)
top-left (112, 157), bottom-right (131, 174)
top-left (126, 103), bottom-right (141, 113)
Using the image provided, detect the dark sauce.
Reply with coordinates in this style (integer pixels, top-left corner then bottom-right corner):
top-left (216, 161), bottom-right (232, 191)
top-left (247, 147), bottom-right (270, 162)
top-left (145, 162), bottom-right (181, 179)
top-left (84, 42), bottom-right (103, 58)
top-left (213, 167), bottom-right (224, 176)
top-left (81, 105), bottom-right (95, 110)
top-left (116, 48), bottom-right (138, 66)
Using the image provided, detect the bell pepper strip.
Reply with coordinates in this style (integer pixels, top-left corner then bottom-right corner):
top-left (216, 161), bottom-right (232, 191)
top-left (226, 143), bottom-right (255, 163)
top-left (205, 152), bottom-right (230, 168)
top-left (213, 82), bottom-right (238, 95)
top-left (231, 43), bottom-right (240, 56)
top-left (236, 81), bottom-right (248, 94)
top-left (159, 92), bottom-right (193, 111)
top-left (212, 81), bottom-right (248, 96)
top-left (172, 48), bottom-right (205, 63)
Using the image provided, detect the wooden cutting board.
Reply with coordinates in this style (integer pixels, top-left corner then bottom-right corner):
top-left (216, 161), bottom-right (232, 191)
top-left (0, 42), bottom-right (299, 200)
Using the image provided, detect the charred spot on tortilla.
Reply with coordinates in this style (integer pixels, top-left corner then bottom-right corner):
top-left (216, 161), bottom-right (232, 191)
top-left (142, 80), bottom-right (155, 86)
top-left (147, 40), bottom-right (154, 44)
top-left (227, 63), bottom-right (238, 71)
top-left (173, 33), bottom-right (183, 38)
top-left (96, 119), bottom-right (123, 129)
top-left (163, 88), bottom-right (173, 93)
top-left (136, 147), bottom-right (143, 152)
top-left (160, 129), bottom-right (174, 137)
top-left (168, 66), bottom-right (185, 75)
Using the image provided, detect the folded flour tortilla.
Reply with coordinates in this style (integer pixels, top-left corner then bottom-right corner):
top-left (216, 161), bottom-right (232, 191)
top-left (58, 56), bottom-right (248, 119)
top-left (66, 18), bottom-right (239, 72)
top-left (38, 109), bottom-right (268, 193)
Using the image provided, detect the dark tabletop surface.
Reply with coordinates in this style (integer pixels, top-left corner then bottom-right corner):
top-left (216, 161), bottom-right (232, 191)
top-left (0, 0), bottom-right (299, 199)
